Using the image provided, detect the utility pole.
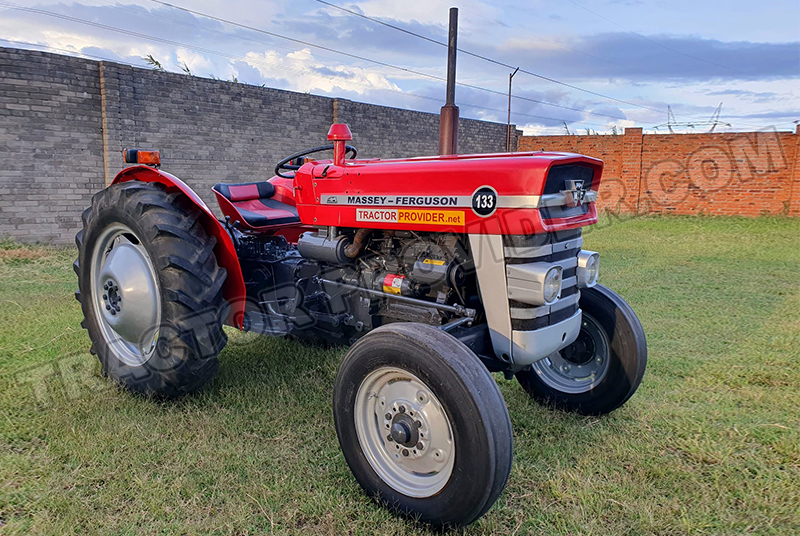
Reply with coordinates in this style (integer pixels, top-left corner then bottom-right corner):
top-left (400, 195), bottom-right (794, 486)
top-left (438, 7), bottom-right (459, 155)
top-left (506, 67), bottom-right (519, 151)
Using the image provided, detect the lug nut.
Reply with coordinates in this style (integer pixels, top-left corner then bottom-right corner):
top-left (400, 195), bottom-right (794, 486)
top-left (402, 449), bottom-right (409, 457)
top-left (384, 413), bottom-right (392, 420)
top-left (416, 442), bottom-right (423, 450)
top-left (414, 420), bottom-right (422, 428)
top-left (110, 309), bottom-right (116, 316)
top-left (386, 434), bottom-right (393, 442)
top-left (103, 294), bottom-right (107, 300)
top-left (398, 405), bottom-right (406, 413)
top-left (105, 304), bottom-right (111, 310)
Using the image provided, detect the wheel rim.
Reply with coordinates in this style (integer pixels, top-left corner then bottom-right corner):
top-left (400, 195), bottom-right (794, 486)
top-left (354, 367), bottom-right (455, 498)
top-left (532, 313), bottom-right (610, 394)
top-left (90, 224), bottom-right (161, 367)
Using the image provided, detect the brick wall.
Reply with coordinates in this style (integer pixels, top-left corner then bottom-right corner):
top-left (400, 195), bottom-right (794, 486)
top-left (520, 126), bottom-right (800, 217)
top-left (0, 47), bottom-right (518, 244)
top-left (0, 48), bottom-right (105, 243)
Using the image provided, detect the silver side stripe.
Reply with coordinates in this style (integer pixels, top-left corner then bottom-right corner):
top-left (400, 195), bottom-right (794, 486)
top-left (510, 290), bottom-right (580, 319)
top-left (504, 236), bottom-right (583, 259)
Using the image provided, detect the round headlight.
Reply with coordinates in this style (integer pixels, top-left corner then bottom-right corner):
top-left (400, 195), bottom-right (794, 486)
top-left (543, 266), bottom-right (562, 304)
top-left (576, 250), bottom-right (600, 288)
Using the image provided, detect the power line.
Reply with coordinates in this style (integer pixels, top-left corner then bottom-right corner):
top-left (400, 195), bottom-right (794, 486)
top-left (434, 0), bottom-right (660, 80)
top-left (0, 8), bottom-right (612, 131)
top-left (1, 38), bottom-right (780, 134)
top-left (314, 0), bottom-right (666, 116)
top-left (142, 0), bottom-right (632, 121)
top-left (562, 0), bottom-right (753, 77)
top-left (1, 35), bottom-right (595, 129)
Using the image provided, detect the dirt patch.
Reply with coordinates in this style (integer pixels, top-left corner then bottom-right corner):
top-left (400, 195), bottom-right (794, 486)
top-left (0, 248), bottom-right (51, 262)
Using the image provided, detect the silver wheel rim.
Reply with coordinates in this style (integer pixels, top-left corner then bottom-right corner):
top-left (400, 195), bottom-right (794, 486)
top-left (354, 367), bottom-right (455, 498)
top-left (532, 313), bottom-right (611, 394)
top-left (90, 223), bottom-right (161, 367)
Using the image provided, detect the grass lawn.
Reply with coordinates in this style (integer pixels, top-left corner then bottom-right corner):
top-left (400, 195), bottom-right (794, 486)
top-left (0, 215), bottom-right (799, 535)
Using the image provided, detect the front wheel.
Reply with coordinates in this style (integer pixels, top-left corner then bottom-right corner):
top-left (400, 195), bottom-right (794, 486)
top-left (516, 284), bottom-right (647, 415)
top-left (333, 323), bottom-right (513, 528)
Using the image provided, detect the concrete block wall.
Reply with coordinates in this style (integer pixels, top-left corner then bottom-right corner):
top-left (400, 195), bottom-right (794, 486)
top-left (0, 48), bottom-right (106, 243)
top-left (0, 47), bottom-right (519, 243)
top-left (519, 126), bottom-right (800, 217)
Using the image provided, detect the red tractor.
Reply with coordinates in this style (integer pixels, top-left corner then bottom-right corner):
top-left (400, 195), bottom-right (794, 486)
top-left (74, 123), bottom-right (646, 527)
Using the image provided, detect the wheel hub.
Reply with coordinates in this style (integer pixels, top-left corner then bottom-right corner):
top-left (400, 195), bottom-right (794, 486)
top-left (390, 415), bottom-right (418, 446)
top-left (354, 367), bottom-right (455, 498)
top-left (531, 313), bottom-right (611, 394)
top-left (91, 225), bottom-right (161, 367)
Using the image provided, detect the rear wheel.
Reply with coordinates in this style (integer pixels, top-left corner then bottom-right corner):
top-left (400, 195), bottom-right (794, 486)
top-left (333, 323), bottom-right (513, 527)
top-left (516, 284), bottom-right (647, 415)
top-left (75, 181), bottom-right (229, 397)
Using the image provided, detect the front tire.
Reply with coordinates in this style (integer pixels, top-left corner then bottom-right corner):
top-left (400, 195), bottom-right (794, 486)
top-left (75, 181), bottom-right (229, 397)
top-left (333, 323), bottom-right (513, 528)
top-left (516, 284), bottom-right (647, 415)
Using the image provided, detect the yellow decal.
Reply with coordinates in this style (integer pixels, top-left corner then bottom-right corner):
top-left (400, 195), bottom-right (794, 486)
top-left (382, 274), bottom-right (404, 295)
top-left (422, 258), bottom-right (446, 266)
top-left (397, 209), bottom-right (465, 226)
top-left (356, 208), bottom-right (465, 226)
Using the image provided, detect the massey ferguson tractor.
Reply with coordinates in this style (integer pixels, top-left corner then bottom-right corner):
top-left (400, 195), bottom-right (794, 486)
top-left (74, 123), bottom-right (647, 527)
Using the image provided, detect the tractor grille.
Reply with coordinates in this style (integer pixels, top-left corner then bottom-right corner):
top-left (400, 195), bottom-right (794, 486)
top-left (540, 164), bottom-right (595, 220)
top-left (503, 228), bottom-right (582, 331)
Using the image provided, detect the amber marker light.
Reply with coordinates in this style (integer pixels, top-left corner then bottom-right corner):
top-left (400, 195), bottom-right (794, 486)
top-left (123, 149), bottom-right (161, 166)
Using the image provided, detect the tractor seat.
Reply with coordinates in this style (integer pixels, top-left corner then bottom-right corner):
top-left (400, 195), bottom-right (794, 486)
top-left (212, 181), bottom-right (300, 228)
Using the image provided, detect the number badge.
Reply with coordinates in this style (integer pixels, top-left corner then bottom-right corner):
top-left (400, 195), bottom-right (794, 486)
top-left (471, 186), bottom-right (498, 217)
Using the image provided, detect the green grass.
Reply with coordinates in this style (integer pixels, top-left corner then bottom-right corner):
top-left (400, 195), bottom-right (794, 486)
top-left (1, 215), bottom-right (799, 535)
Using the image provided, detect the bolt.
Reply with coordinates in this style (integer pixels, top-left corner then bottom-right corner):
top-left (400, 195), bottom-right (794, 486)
top-left (106, 304), bottom-right (111, 310)
top-left (103, 284), bottom-right (109, 290)
top-left (387, 434), bottom-right (393, 442)
top-left (115, 306), bottom-right (121, 312)
top-left (110, 309), bottom-right (116, 316)
top-left (384, 413), bottom-right (392, 420)
top-left (398, 405), bottom-right (406, 413)
top-left (414, 420), bottom-right (422, 428)
top-left (103, 294), bottom-right (107, 300)
top-left (416, 442), bottom-right (423, 450)
top-left (402, 449), bottom-right (409, 457)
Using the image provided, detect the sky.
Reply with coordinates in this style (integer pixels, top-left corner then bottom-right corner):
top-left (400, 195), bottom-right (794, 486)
top-left (0, 0), bottom-right (798, 135)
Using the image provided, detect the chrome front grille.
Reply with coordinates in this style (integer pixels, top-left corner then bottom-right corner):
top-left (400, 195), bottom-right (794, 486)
top-left (503, 229), bottom-right (582, 331)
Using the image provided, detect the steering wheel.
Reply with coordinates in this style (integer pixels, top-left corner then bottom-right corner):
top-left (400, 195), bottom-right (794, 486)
top-left (275, 144), bottom-right (357, 179)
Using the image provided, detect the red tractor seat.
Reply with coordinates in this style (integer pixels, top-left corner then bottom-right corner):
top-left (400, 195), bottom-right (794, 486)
top-left (212, 181), bottom-right (300, 228)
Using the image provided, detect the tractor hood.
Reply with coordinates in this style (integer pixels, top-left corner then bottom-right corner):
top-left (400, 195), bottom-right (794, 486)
top-left (291, 151), bottom-right (603, 235)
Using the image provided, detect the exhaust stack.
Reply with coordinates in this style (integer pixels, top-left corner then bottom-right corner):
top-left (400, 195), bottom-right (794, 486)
top-left (438, 7), bottom-right (459, 155)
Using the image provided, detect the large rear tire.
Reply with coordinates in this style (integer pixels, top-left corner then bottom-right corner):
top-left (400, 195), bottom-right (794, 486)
top-left (75, 181), bottom-right (229, 397)
top-left (516, 284), bottom-right (647, 415)
top-left (333, 323), bottom-right (513, 528)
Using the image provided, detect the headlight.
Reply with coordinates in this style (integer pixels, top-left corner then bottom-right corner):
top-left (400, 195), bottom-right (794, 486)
top-left (576, 250), bottom-right (600, 288)
top-left (543, 266), bottom-right (562, 304)
top-left (505, 263), bottom-right (563, 306)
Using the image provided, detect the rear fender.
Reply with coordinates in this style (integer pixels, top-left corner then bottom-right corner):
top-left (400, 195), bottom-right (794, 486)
top-left (112, 166), bottom-right (246, 329)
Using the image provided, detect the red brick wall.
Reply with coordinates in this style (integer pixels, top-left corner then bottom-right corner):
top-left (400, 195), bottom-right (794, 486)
top-left (519, 126), bottom-right (800, 217)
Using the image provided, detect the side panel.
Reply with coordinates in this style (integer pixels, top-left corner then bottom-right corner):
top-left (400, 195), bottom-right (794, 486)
top-left (468, 233), bottom-right (512, 362)
top-left (112, 166), bottom-right (246, 329)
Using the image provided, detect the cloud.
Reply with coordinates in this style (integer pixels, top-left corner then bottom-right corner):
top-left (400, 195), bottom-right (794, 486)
top-left (498, 33), bottom-right (800, 82)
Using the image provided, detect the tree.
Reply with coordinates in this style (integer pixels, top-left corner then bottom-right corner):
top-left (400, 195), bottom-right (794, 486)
top-left (143, 54), bottom-right (165, 72)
